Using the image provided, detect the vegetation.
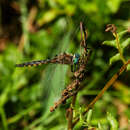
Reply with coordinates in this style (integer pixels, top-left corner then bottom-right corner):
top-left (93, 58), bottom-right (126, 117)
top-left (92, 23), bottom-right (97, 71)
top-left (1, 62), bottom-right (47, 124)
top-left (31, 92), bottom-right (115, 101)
top-left (0, 0), bottom-right (130, 130)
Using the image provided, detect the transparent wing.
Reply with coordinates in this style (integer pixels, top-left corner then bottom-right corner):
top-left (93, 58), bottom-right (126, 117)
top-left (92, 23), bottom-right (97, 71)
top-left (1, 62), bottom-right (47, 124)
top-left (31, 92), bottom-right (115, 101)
top-left (39, 17), bottom-right (88, 117)
top-left (39, 29), bottom-right (72, 118)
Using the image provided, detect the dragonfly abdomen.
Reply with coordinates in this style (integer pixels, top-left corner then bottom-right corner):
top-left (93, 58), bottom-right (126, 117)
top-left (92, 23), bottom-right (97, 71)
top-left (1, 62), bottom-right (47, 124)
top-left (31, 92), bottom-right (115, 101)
top-left (16, 53), bottom-right (74, 67)
top-left (15, 59), bottom-right (51, 67)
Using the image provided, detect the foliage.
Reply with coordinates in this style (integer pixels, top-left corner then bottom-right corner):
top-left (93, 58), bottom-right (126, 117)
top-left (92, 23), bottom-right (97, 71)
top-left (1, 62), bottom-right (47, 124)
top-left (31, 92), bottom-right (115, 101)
top-left (0, 0), bottom-right (130, 130)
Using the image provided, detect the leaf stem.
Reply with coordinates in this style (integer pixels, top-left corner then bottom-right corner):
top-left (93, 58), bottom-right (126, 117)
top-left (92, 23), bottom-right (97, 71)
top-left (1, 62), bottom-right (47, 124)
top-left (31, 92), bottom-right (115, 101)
top-left (0, 107), bottom-right (8, 130)
top-left (115, 33), bottom-right (126, 64)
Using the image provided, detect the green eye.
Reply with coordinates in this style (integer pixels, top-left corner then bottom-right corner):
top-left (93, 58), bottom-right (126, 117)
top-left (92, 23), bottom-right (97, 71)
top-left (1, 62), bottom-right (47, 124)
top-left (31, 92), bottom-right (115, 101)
top-left (73, 53), bottom-right (80, 64)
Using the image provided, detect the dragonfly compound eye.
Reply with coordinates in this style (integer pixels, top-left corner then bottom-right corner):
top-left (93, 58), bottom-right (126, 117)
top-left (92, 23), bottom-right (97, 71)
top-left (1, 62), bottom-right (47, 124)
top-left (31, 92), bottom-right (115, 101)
top-left (73, 53), bottom-right (80, 64)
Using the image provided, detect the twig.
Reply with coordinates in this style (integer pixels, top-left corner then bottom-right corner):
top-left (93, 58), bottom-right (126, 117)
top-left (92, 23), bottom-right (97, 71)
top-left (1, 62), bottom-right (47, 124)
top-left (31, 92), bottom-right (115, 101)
top-left (67, 93), bottom-right (77, 130)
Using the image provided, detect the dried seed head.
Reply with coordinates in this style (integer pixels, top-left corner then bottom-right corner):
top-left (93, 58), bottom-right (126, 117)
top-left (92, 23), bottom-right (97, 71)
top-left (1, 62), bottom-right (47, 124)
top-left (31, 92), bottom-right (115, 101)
top-left (105, 24), bottom-right (117, 34)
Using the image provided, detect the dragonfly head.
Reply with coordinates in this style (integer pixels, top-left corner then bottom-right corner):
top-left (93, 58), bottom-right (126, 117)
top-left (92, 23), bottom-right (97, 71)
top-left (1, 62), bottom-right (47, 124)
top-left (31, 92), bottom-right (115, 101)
top-left (73, 53), bottom-right (80, 64)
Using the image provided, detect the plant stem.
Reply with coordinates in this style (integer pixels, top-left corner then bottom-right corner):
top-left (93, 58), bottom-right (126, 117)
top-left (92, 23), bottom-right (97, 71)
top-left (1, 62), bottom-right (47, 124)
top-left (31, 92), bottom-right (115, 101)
top-left (68, 93), bottom-right (77, 130)
top-left (0, 107), bottom-right (8, 130)
top-left (19, 0), bottom-right (30, 52)
top-left (115, 33), bottom-right (126, 64)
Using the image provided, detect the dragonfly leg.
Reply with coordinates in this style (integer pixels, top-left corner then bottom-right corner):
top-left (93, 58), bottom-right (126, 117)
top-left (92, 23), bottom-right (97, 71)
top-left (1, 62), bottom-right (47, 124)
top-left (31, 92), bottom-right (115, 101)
top-left (71, 64), bottom-right (79, 72)
top-left (71, 65), bottom-right (74, 72)
top-left (76, 63), bottom-right (80, 70)
top-left (73, 64), bottom-right (77, 72)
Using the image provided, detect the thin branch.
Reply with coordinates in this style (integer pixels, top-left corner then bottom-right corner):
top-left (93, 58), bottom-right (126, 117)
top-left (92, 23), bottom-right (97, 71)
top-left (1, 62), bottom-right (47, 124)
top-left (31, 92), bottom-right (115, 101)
top-left (67, 92), bottom-right (77, 130)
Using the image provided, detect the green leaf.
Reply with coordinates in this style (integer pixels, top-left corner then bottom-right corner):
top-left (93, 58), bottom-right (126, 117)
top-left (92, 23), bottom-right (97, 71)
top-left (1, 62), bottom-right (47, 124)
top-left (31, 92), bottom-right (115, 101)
top-left (107, 112), bottom-right (118, 130)
top-left (109, 53), bottom-right (120, 65)
top-left (121, 38), bottom-right (130, 50)
top-left (98, 122), bottom-right (104, 130)
top-left (37, 9), bottom-right (64, 26)
top-left (107, 0), bottom-right (122, 13)
top-left (0, 85), bottom-right (11, 107)
top-left (103, 40), bottom-right (117, 48)
top-left (86, 109), bottom-right (93, 124)
top-left (65, 4), bottom-right (76, 15)
top-left (80, 2), bottom-right (98, 14)
top-left (54, 0), bottom-right (68, 6)
top-left (127, 64), bottom-right (130, 71)
top-left (118, 30), bottom-right (128, 39)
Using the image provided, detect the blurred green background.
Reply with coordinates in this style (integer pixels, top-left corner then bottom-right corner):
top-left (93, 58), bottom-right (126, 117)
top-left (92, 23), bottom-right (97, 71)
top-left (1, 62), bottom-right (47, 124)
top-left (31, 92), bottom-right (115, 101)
top-left (0, 0), bottom-right (130, 130)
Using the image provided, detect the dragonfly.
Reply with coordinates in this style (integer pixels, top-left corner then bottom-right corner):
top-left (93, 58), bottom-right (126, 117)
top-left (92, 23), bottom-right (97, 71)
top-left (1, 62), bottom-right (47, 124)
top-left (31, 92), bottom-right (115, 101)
top-left (15, 52), bottom-right (81, 72)
top-left (16, 22), bottom-right (89, 112)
